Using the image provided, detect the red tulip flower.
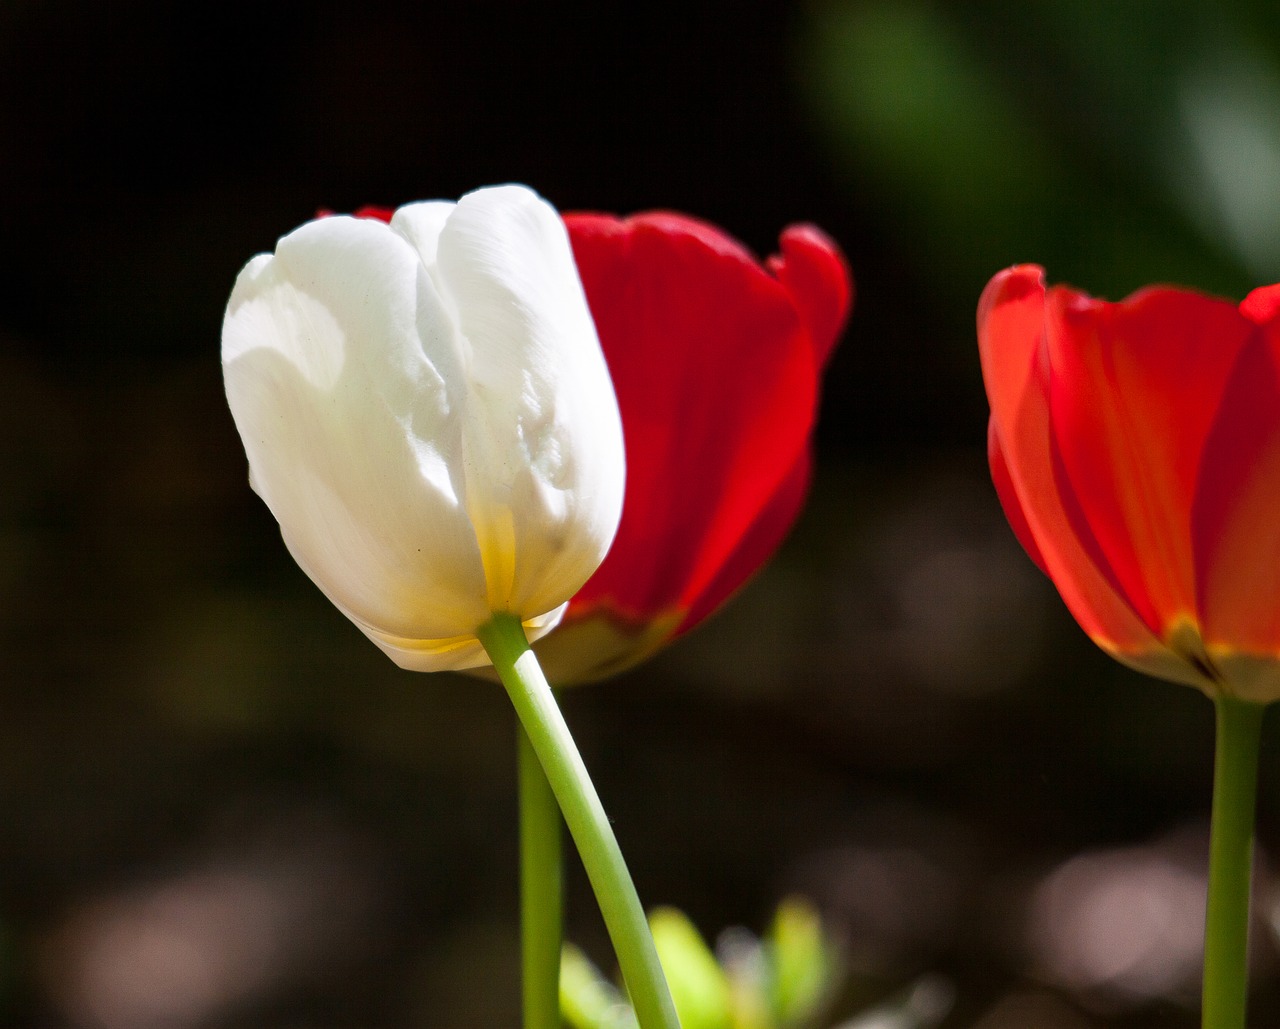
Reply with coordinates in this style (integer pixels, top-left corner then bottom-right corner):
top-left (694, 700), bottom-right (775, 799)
top-left (980, 264), bottom-right (1280, 703)
top-left (335, 201), bottom-right (851, 683)
top-left (536, 212), bottom-right (852, 683)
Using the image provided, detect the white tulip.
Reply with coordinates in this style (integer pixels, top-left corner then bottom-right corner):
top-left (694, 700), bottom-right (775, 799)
top-left (222, 185), bottom-right (625, 671)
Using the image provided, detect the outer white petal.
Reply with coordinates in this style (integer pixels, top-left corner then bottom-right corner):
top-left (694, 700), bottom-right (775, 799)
top-left (222, 215), bottom-right (492, 662)
top-left (389, 201), bottom-right (454, 270)
top-left (370, 604), bottom-right (568, 672)
top-left (433, 185), bottom-right (626, 618)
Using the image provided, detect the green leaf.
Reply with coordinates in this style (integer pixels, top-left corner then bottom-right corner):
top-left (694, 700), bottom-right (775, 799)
top-left (650, 907), bottom-right (734, 1029)
top-left (560, 943), bottom-right (635, 1029)
top-left (766, 898), bottom-right (836, 1027)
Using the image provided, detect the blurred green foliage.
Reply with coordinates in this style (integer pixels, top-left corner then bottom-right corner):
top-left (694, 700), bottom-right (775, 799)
top-left (800, 0), bottom-right (1280, 305)
top-left (562, 900), bottom-right (829, 1029)
top-left (560, 898), bottom-right (947, 1029)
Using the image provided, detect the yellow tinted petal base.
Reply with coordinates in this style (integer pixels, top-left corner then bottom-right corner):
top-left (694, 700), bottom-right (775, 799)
top-left (363, 606), bottom-right (566, 673)
top-left (531, 609), bottom-right (684, 686)
top-left (1108, 616), bottom-right (1280, 704)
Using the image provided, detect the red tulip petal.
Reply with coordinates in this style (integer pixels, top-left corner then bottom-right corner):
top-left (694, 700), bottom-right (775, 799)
top-left (1241, 283), bottom-right (1280, 324)
top-left (979, 266), bottom-right (1160, 655)
top-left (316, 206), bottom-right (393, 222)
top-left (564, 211), bottom-right (825, 627)
top-left (1045, 284), bottom-right (1251, 634)
top-left (671, 226), bottom-right (851, 632)
top-left (766, 224), bottom-right (853, 366)
top-left (987, 418), bottom-right (1048, 576)
top-left (1193, 321), bottom-right (1280, 659)
top-left (677, 448), bottom-right (813, 635)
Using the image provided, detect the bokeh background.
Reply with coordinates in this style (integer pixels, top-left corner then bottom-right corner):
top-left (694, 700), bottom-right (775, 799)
top-left (2, 0), bottom-right (1279, 1026)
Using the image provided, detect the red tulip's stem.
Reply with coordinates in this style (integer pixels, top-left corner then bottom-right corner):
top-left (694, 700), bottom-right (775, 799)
top-left (518, 721), bottom-right (563, 1029)
top-left (1202, 696), bottom-right (1266, 1029)
top-left (479, 613), bottom-right (680, 1029)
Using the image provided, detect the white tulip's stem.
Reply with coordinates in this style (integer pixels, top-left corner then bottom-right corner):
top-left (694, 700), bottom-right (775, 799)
top-left (479, 613), bottom-right (680, 1029)
top-left (518, 719), bottom-right (563, 1029)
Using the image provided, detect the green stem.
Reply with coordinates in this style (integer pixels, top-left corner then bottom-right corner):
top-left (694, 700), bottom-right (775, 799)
top-left (519, 722), bottom-right (564, 1029)
top-left (479, 613), bottom-right (680, 1029)
top-left (1203, 696), bottom-right (1265, 1029)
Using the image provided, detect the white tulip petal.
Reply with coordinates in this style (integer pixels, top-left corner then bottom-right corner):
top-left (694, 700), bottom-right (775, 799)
top-left (223, 215), bottom-right (490, 647)
top-left (367, 604), bottom-right (568, 673)
top-left (389, 201), bottom-right (455, 272)
top-left (433, 185), bottom-right (626, 617)
top-left (222, 186), bottom-right (625, 672)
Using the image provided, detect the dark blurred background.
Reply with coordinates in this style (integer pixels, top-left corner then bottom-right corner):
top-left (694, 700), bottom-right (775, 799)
top-left (2, 0), bottom-right (1280, 1026)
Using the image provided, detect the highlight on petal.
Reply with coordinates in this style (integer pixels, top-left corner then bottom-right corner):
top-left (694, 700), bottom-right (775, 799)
top-left (388, 200), bottom-right (454, 270)
top-left (1240, 283), bottom-right (1280, 324)
top-left (222, 185), bottom-right (626, 673)
top-left (437, 186), bottom-right (625, 619)
top-left (223, 214), bottom-right (490, 654)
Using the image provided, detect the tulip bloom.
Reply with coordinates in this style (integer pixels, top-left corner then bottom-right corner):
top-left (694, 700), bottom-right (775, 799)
top-left (980, 264), bottom-right (1280, 702)
top-left (533, 212), bottom-right (852, 683)
top-left (222, 185), bottom-right (625, 672)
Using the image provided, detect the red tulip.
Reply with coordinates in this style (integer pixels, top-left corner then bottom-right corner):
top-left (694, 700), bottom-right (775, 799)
top-left (980, 264), bottom-right (1280, 701)
top-left (332, 201), bottom-right (851, 682)
top-left (535, 212), bottom-right (852, 683)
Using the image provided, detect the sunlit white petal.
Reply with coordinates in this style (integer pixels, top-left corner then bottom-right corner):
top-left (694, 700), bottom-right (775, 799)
top-left (222, 186), bottom-right (625, 672)
top-left (435, 185), bottom-right (626, 617)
